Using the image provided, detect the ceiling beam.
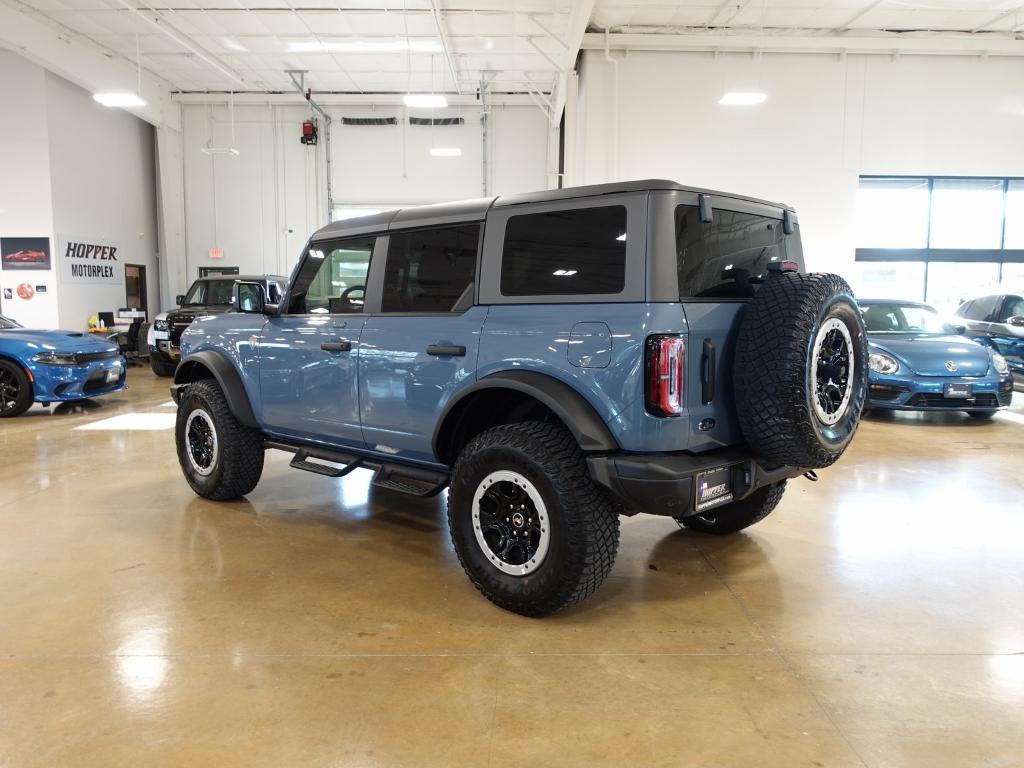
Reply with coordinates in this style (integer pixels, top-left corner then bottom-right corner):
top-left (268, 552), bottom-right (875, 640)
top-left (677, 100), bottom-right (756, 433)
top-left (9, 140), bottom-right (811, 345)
top-left (0, 0), bottom-right (176, 127)
top-left (171, 91), bottom-right (542, 106)
top-left (549, 0), bottom-right (595, 126)
top-left (833, 0), bottom-right (887, 34)
top-left (970, 4), bottom-right (1024, 33)
top-left (427, 0), bottom-right (464, 94)
top-left (582, 31), bottom-right (1024, 57)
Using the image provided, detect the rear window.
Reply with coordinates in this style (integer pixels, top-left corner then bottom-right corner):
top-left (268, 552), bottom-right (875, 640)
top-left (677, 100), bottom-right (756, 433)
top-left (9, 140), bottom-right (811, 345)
top-left (500, 205), bottom-right (627, 296)
top-left (381, 225), bottom-right (479, 313)
top-left (675, 205), bottom-right (802, 299)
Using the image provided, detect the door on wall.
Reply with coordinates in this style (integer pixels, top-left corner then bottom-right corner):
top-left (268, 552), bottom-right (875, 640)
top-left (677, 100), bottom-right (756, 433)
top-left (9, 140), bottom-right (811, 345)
top-left (125, 264), bottom-right (148, 316)
top-left (199, 266), bottom-right (239, 277)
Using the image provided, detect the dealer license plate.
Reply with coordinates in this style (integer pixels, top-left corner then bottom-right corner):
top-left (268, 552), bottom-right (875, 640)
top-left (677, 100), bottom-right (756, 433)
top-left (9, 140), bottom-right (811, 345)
top-left (695, 465), bottom-right (734, 513)
top-left (105, 367), bottom-right (120, 383)
top-left (944, 382), bottom-right (972, 398)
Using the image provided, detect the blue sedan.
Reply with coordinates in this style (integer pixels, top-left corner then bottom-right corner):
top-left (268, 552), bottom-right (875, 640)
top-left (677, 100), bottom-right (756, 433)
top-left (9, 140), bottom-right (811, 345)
top-left (861, 300), bottom-right (1014, 419)
top-left (0, 314), bottom-right (126, 418)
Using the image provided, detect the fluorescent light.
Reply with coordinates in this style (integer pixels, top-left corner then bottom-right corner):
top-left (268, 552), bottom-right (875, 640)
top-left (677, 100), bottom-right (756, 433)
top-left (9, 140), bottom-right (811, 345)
top-left (552, 269), bottom-right (578, 276)
top-left (201, 147), bottom-right (240, 156)
top-left (616, 233), bottom-right (627, 241)
top-left (93, 92), bottom-right (147, 108)
top-left (287, 40), bottom-right (442, 54)
top-left (404, 93), bottom-right (448, 108)
top-left (222, 37), bottom-right (248, 52)
top-left (718, 91), bottom-right (767, 106)
top-left (429, 147), bottom-right (462, 157)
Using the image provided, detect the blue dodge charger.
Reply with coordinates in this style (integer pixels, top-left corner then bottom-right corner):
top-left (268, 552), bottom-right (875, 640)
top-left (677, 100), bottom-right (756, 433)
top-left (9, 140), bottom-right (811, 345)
top-left (861, 300), bottom-right (1014, 419)
top-left (0, 314), bottom-right (126, 418)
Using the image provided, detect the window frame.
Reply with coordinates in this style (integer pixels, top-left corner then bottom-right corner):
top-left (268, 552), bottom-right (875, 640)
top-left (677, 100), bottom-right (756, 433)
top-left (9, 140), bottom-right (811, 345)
top-left (362, 223), bottom-right (484, 316)
top-left (281, 234), bottom-right (383, 317)
top-left (478, 193), bottom-right (648, 305)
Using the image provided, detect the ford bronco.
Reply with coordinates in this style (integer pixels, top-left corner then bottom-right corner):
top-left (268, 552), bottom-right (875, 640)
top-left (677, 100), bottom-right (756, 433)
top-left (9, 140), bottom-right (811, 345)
top-left (171, 180), bottom-right (868, 616)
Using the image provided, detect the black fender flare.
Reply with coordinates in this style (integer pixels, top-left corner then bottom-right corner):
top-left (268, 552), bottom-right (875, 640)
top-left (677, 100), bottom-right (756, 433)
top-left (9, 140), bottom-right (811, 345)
top-left (171, 350), bottom-right (258, 428)
top-left (432, 370), bottom-right (620, 459)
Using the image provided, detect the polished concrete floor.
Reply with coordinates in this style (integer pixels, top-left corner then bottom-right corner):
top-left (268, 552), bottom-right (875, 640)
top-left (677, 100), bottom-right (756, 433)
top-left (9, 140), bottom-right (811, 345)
top-left (2, 370), bottom-right (1023, 767)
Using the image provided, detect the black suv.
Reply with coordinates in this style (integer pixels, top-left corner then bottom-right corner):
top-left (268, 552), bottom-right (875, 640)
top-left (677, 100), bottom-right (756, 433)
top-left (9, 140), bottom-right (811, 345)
top-left (149, 275), bottom-right (287, 376)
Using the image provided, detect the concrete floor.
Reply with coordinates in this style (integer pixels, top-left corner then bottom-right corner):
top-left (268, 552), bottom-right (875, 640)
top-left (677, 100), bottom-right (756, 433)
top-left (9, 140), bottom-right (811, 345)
top-left (1, 370), bottom-right (1023, 768)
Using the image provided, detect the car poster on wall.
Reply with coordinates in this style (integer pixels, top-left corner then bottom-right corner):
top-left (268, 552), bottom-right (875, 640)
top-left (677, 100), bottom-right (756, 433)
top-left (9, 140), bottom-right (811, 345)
top-left (0, 237), bottom-right (51, 271)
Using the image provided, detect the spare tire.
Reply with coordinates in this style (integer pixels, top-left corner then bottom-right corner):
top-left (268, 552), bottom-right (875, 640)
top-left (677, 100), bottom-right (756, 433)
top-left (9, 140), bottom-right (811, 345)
top-left (733, 272), bottom-right (867, 469)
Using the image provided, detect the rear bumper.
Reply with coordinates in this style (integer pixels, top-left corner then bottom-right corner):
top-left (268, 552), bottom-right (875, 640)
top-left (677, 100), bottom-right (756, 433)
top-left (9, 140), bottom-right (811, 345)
top-left (149, 339), bottom-right (181, 364)
top-left (587, 447), bottom-right (803, 518)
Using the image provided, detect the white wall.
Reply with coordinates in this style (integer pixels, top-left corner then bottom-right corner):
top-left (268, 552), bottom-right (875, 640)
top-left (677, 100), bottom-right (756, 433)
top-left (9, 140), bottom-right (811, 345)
top-left (0, 51), bottom-right (58, 328)
top-left (46, 72), bottom-right (159, 329)
top-left (176, 102), bottom-right (550, 289)
top-left (574, 50), bottom-right (1024, 283)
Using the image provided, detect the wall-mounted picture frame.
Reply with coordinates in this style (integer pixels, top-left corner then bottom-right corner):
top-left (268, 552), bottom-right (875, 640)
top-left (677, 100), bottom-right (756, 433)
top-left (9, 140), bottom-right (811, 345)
top-left (1, 237), bottom-right (51, 271)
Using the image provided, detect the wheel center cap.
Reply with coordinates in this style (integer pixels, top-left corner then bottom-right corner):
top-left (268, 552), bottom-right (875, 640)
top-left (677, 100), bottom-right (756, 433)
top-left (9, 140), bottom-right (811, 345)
top-left (511, 511), bottom-right (526, 528)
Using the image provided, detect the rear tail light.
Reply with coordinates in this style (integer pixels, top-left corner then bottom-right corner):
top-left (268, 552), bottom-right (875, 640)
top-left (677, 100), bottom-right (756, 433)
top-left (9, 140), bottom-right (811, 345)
top-left (645, 335), bottom-right (685, 416)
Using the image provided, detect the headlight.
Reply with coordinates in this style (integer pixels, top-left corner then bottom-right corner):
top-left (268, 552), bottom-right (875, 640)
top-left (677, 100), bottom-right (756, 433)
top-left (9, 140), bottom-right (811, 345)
top-left (992, 353), bottom-right (1009, 375)
top-left (154, 319), bottom-right (169, 331)
top-left (869, 352), bottom-right (899, 374)
top-left (32, 351), bottom-right (79, 366)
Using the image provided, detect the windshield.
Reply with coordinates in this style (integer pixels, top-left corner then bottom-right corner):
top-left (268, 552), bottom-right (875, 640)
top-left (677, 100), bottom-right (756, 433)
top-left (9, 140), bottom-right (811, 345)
top-left (0, 315), bottom-right (21, 330)
top-left (861, 303), bottom-right (957, 335)
top-left (182, 279), bottom-right (236, 306)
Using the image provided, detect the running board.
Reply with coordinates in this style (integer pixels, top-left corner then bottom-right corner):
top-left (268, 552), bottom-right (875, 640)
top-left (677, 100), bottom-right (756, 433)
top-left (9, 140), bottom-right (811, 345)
top-left (267, 440), bottom-right (449, 497)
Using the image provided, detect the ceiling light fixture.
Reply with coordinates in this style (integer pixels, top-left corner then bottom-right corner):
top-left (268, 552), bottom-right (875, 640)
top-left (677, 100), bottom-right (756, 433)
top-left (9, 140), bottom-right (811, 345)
top-left (404, 93), bottom-right (447, 108)
top-left (93, 92), bottom-right (147, 108)
top-left (429, 147), bottom-right (462, 157)
top-left (718, 91), bottom-right (767, 106)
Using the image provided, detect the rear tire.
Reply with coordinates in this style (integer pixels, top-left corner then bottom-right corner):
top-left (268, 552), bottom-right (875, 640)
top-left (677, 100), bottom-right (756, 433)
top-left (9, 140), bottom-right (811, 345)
top-left (175, 379), bottom-right (264, 500)
top-left (0, 360), bottom-right (33, 418)
top-left (676, 481), bottom-right (787, 535)
top-left (151, 356), bottom-right (176, 377)
top-left (966, 411), bottom-right (995, 421)
top-left (447, 422), bottom-right (620, 617)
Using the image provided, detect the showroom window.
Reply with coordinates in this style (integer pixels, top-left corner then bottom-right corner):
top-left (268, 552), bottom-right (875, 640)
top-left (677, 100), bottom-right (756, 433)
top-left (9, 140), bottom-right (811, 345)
top-left (675, 205), bottom-right (801, 298)
top-left (381, 225), bottom-right (479, 313)
top-left (289, 237), bottom-right (376, 315)
top-left (500, 205), bottom-right (627, 296)
top-left (854, 176), bottom-right (1024, 312)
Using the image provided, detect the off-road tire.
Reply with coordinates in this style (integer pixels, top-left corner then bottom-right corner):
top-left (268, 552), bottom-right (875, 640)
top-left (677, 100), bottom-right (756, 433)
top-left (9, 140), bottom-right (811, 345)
top-left (447, 422), bottom-right (620, 617)
top-left (175, 379), bottom-right (264, 500)
top-left (0, 359), bottom-right (33, 418)
top-left (677, 481), bottom-right (787, 535)
top-left (734, 272), bottom-right (868, 469)
top-left (151, 355), bottom-right (176, 377)
top-left (966, 411), bottom-right (995, 421)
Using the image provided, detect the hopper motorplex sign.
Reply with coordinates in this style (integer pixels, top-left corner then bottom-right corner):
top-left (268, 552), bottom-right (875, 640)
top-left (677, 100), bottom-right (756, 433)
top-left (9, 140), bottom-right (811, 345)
top-left (59, 236), bottom-right (123, 285)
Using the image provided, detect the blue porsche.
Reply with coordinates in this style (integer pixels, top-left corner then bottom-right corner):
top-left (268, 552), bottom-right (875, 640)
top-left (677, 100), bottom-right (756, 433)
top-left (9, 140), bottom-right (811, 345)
top-left (0, 314), bottom-right (126, 418)
top-left (860, 300), bottom-right (1014, 420)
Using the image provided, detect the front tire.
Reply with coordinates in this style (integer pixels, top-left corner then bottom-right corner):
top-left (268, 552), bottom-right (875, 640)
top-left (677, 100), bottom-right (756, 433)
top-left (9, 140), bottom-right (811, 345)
top-left (175, 379), bottom-right (264, 500)
top-left (676, 481), bottom-right (787, 535)
top-left (151, 355), bottom-right (176, 377)
top-left (447, 422), bottom-right (620, 617)
top-left (0, 360), bottom-right (33, 418)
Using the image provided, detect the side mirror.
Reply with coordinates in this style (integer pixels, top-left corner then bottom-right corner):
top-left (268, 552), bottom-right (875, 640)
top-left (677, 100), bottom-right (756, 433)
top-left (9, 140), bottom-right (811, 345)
top-left (234, 281), bottom-right (266, 314)
top-left (954, 324), bottom-right (967, 336)
top-left (175, 294), bottom-right (185, 306)
top-left (782, 209), bottom-right (796, 235)
top-left (698, 194), bottom-right (713, 224)
top-left (1008, 315), bottom-right (1024, 328)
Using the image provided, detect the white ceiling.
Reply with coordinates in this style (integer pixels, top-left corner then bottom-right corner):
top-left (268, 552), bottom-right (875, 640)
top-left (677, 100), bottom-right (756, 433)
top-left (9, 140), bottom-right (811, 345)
top-left (7, 0), bottom-right (1024, 94)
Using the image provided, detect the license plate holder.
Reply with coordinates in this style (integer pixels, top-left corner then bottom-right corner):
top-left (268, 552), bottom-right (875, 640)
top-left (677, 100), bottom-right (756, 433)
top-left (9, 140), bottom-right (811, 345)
top-left (944, 382), bottom-right (972, 398)
top-left (695, 465), bottom-right (734, 513)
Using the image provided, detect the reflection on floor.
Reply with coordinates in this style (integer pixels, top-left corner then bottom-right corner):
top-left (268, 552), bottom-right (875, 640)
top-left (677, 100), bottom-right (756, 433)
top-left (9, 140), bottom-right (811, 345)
top-left (1, 371), bottom-right (1022, 767)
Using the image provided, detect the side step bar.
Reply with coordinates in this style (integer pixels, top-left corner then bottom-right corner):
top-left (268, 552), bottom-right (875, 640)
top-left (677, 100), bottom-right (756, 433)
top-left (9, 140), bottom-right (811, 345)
top-left (267, 441), bottom-right (449, 498)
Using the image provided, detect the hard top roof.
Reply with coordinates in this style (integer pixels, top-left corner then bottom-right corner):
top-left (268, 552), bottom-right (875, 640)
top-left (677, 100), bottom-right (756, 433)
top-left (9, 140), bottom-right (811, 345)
top-left (195, 274), bottom-right (288, 282)
top-left (311, 179), bottom-right (795, 241)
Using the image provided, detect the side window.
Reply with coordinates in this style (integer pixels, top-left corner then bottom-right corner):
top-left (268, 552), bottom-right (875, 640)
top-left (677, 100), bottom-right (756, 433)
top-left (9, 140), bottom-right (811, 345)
top-left (287, 237), bottom-right (375, 315)
top-left (676, 206), bottom-right (797, 299)
top-left (962, 295), bottom-right (999, 321)
top-left (1001, 296), bottom-right (1024, 321)
top-left (500, 205), bottom-right (627, 296)
top-left (381, 225), bottom-right (479, 313)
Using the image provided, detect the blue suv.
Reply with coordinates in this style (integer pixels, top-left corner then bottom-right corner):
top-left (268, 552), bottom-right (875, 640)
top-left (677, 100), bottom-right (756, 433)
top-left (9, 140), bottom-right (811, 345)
top-left (171, 180), bottom-right (869, 616)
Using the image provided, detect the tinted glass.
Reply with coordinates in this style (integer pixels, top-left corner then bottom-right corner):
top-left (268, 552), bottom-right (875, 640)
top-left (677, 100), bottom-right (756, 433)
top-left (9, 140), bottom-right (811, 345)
top-left (676, 206), bottom-right (801, 299)
top-left (1000, 295), bottom-right (1024, 321)
top-left (500, 206), bottom-right (626, 296)
top-left (860, 303), bottom-right (954, 335)
top-left (381, 225), bottom-right (479, 313)
top-left (957, 294), bottom-right (999, 322)
top-left (288, 238), bottom-right (375, 314)
top-left (183, 279), bottom-right (236, 306)
top-left (0, 315), bottom-right (20, 329)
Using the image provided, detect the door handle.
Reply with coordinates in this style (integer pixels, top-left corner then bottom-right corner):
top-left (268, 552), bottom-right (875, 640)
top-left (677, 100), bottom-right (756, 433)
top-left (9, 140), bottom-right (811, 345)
top-left (701, 338), bottom-right (716, 404)
top-left (426, 344), bottom-right (466, 357)
top-left (321, 340), bottom-right (351, 353)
